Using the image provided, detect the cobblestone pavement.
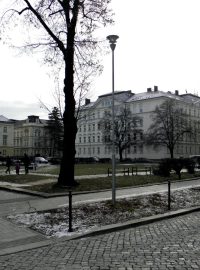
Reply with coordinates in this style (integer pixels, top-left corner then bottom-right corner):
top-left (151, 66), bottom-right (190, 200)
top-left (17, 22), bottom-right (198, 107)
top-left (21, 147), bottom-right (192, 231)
top-left (1, 211), bottom-right (200, 269)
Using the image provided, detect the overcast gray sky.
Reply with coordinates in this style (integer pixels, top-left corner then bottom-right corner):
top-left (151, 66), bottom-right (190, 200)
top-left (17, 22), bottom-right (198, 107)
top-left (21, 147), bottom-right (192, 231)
top-left (1, 0), bottom-right (200, 119)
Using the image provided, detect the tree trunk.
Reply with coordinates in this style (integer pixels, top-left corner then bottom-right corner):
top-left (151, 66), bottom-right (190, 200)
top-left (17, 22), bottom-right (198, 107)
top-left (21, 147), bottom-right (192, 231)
top-left (119, 148), bottom-right (123, 162)
top-left (169, 147), bottom-right (174, 158)
top-left (57, 31), bottom-right (78, 187)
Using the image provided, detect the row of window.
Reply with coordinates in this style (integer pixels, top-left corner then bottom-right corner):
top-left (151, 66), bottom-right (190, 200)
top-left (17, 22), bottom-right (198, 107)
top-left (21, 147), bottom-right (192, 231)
top-left (15, 129), bottom-right (44, 137)
top-left (78, 123), bottom-right (100, 133)
top-left (76, 145), bottom-right (144, 156)
top-left (78, 134), bottom-right (101, 144)
top-left (175, 145), bottom-right (200, 155)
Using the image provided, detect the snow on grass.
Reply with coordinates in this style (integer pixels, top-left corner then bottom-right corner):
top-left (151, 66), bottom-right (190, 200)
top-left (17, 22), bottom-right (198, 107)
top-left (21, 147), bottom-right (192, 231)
top-left (7, 188), bottom-right (200, 238)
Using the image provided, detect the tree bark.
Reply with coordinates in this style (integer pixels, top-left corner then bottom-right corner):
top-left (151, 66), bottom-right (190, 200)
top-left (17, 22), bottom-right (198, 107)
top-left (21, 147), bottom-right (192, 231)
top-left (119, 148), bottom-right (123, 162)
top-left (57, 28), bottom-right (78, 187)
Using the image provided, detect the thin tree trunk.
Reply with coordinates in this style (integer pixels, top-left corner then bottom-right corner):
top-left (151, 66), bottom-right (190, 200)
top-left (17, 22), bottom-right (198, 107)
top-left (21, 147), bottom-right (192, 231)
top-left (119, 148), bottom-right (123, 162)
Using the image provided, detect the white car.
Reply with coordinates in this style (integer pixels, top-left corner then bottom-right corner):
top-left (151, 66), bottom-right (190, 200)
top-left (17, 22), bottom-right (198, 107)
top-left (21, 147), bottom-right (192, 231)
top-left (34, 157), bottom-right (48, 164)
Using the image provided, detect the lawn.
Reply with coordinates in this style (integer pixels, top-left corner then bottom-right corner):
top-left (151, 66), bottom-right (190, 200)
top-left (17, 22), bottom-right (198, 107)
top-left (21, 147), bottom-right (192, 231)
top-left (0, 174), bottom-right (53, 184)
top-left (0, 163), bottom-right (199, 194)
top-left (31, 163), bottom-right (154, 176)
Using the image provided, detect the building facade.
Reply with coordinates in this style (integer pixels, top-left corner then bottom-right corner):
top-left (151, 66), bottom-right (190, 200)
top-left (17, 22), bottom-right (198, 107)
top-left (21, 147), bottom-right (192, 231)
top-left (0, 115), bottom-right (15, 157)
top-left (0, 115), bottom-right (52, 159)
top-left (75, 87), bottom-right (200, 160)
top-left (14, 115), bottom-right (51, 158)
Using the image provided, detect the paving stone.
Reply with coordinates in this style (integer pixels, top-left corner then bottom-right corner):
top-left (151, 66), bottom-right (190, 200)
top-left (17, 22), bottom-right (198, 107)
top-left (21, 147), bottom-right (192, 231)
top-left (2, 191), bottom-right (200, 269)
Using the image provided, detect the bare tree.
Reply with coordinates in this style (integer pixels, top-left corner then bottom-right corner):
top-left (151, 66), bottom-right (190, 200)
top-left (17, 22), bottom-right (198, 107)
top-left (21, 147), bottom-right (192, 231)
top-left (99, 107), bottom-right (143, 162)
top-left (1, 0), bottom-right (113, 186)
top-left (146, 99), bottom-right (194, 158)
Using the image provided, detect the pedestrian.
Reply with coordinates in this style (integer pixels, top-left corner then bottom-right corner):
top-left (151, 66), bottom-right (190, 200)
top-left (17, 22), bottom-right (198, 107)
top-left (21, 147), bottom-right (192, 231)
top-left (15, 161), bottom-right (20, 175)
top-left (5, 156), bottom-right (12, 174)
top-left (24, 153), bottom-right (30, 174)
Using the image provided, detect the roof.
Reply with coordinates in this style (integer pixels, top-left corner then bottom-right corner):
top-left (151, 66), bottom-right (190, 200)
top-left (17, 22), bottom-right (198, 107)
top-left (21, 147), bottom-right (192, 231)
top-left (0, 115), bottom-right (10, 122)
top-left (98, 90), bottom-right (132, 99)
top-left (127, 90), bottom-right (180, 102)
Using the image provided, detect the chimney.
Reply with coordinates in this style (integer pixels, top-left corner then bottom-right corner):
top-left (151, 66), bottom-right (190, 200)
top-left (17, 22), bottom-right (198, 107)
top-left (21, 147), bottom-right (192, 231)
top-left (154, 86), bottom-right (158, 92)
top-left (147, 88), bottom-right (152, 93)
top-left (85, 98), bottom-right (90, 105)
top-left (175, 90), bottom-right (179, 96)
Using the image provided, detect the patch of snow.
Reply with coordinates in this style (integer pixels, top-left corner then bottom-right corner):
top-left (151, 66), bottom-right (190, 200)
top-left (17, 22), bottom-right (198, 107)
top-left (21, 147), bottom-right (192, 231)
top-left (7, 188), bottom-right (200, 238)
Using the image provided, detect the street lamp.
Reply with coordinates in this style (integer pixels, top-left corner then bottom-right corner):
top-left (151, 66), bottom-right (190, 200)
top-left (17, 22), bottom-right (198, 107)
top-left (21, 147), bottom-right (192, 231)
top-left (107, 34), bottom-right (119, 205)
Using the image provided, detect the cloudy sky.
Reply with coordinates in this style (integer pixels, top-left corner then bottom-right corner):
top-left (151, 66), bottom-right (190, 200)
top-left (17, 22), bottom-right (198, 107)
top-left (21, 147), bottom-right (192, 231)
top-left (1, 0), bottom-right (200, 119)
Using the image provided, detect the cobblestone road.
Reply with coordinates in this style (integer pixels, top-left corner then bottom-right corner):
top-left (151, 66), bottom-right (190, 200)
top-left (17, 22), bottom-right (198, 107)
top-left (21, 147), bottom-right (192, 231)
top-left (1, 211), bottom-right (200, 269)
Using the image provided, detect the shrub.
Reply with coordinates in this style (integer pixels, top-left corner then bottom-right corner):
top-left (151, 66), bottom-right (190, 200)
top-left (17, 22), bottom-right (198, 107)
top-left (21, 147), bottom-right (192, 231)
top-left (183, 158), bottom-right (195, 174)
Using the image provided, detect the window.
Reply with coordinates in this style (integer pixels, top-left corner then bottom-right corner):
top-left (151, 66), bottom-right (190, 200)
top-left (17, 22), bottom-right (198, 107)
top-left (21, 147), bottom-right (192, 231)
top-left (3, 126), bottom-right (7, 133)
top-left (139, 145), bottom-right (143, 154)
top-left (25, 129), bottom-right (29, 136)
top-left (3, 135), bottom-right (7, 146)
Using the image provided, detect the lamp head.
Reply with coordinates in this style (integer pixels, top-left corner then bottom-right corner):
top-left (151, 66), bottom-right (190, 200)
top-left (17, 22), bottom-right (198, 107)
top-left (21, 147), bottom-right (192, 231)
top-left (106, 35), bottom-right (119, 44)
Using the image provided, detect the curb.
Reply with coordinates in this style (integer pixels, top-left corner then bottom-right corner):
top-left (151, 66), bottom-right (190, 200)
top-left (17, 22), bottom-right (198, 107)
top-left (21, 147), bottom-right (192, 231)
top-left (1, 176), bottom-right (200, 198)
top-left (1, 204), bottom-right (200, 255)
top-left (0, 239), bottom-right (52, 256)
top-left (58, 205), bottom-right (200, 241)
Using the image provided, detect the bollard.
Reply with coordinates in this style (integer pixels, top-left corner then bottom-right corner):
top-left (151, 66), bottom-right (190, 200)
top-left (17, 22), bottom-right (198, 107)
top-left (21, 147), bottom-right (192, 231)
top-left (168, 179), bottom-right (171, 211)
top-left (68, 190), bottom-right (73, 232)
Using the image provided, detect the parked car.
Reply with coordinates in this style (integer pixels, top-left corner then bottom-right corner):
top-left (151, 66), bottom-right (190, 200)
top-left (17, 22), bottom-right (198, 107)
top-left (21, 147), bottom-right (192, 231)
top-left (34, 157), bottom-right (48, 164)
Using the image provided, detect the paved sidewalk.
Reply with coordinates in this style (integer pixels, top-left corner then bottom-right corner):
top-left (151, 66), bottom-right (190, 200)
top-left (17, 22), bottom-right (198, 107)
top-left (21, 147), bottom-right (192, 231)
top-left (0, 177), bottom-right (200, 258)
top-left (1, 210), bottom-right (200, 269)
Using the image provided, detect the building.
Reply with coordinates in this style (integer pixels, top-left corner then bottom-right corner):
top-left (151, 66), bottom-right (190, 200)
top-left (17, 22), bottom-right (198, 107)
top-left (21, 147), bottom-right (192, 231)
top-left (14, 115), bottom-right (51, 158)
top-left (75, 87), bottom-right (200, 160)
top-left (0, 115), bottom-right (15, 157)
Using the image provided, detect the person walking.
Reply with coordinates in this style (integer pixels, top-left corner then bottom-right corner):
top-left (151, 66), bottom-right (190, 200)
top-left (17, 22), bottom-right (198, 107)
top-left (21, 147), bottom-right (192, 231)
top-left (5, 156), bottom-right (12, 174)
top-left (24, 154), bottom-right (30, 174)
top-left (15, 161), bottom-right (20, 175)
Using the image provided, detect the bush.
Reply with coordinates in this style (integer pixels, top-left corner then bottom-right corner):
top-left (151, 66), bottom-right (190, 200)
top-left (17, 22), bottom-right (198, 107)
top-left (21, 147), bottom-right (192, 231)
top-left (183, 158), bottom-right (195, 174)
top-left (153, 158), bottom-right (196, 178)
top-left (153, 159), bottom-right (171, 177)
top-left (170, 158), bottom-right (184, 179)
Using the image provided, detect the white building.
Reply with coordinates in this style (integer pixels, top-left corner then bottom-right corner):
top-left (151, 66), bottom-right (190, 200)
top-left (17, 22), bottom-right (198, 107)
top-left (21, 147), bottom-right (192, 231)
top-left (75, 87), bottom-right (200, 160)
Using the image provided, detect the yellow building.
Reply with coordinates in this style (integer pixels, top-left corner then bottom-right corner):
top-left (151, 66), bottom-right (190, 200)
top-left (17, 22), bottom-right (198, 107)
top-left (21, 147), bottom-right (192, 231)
top-left (14, 115), bottom-right (51, 158)
top-left (0, 115), bottom-right (15, 157)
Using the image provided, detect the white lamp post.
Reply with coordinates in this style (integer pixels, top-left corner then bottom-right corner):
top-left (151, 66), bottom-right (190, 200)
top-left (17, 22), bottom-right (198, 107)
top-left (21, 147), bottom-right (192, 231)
top-left (107, 34), bottom-right (119, 205)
